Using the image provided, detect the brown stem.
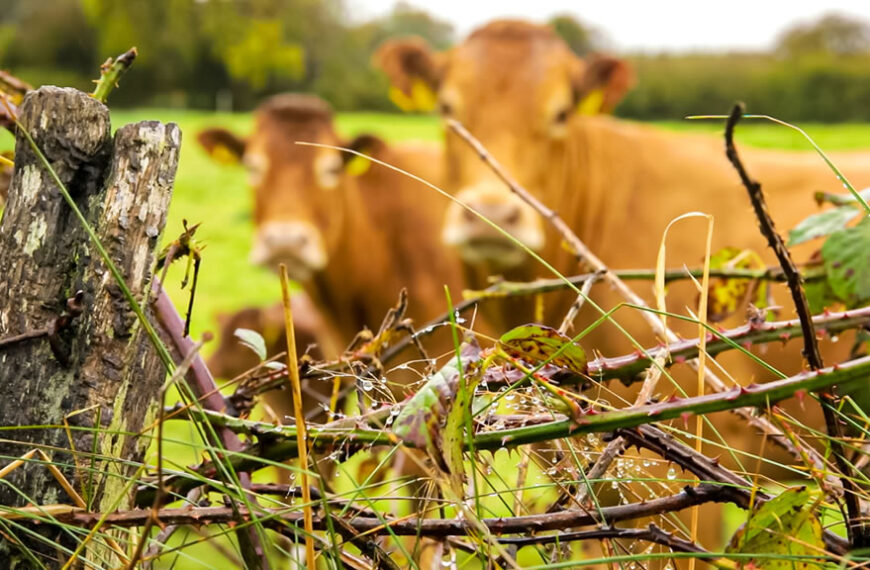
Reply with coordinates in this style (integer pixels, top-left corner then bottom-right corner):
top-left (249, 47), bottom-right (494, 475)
top-left (497, 523), bottom-right (708, 555)
top-left (60, 484), bottom-right (732, 537)
top-left (724, 103), bottom-right (865, 548)
top-left (150, 279), bottom-right (268, 568)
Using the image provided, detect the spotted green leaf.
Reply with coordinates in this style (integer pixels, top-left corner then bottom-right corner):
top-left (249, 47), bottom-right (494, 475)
top-left (726, 487), bottom-right (827, 569)
top-left (498, 324), bottom-right (587, 376)
top-left (821, 216), bottom-right (870, 307)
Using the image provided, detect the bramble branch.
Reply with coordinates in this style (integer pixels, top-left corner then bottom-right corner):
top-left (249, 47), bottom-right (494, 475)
top-left (725, 103), bottom-right (864, 547)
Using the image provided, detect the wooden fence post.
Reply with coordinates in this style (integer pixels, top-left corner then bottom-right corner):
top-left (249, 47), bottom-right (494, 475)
top-left (0, 86), bottom-right (179, 566)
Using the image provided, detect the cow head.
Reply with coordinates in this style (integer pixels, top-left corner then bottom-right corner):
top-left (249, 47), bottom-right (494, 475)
top-left (376, 20), bottom-right (632, 268)
top-left (197, 94), bottom-right (377, 281)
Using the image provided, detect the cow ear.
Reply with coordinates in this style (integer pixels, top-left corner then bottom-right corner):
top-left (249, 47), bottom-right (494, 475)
top-left (196, 128), bottom-right (247, 164)
top-left (374, 37), bottom-right (442, 113)
top-left (574, 54), bottom-right (634, 115)
top-left (342, 134), bottom-right (386, 177)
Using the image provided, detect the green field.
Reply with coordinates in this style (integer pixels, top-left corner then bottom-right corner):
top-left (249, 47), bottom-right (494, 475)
top-left (6, 110), bottom-right (870, 352)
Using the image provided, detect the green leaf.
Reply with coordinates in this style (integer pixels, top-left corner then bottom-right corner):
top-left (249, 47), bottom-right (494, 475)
top-left (498, 324), bottom-right (587, 376)
top-left (803, 277), bottom-right (840, 314)
top-left (442, 348), bottom-right (483, 488)
top-left (234, 328), bottom-right (267, 362)
top-left (788, 206), bottom-right (861, 246)
top-left (392, 341), bottom-right (482, 468)
top-left (821, 215), bottom-right (870, 306)
top-left (726, 487), bottom-right (828, 569)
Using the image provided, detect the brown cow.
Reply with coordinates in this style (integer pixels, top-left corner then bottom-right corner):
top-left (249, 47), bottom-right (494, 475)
top-left (198, 94), bottom-right (465, 400)
top-left (377, 19), bottom-right (870, 554)
top-left (376, 18), bottom-right (870, 379)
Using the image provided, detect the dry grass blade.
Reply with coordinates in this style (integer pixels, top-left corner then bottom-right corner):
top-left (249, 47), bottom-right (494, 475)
top-left (279, 264), bottom-right (316, 568)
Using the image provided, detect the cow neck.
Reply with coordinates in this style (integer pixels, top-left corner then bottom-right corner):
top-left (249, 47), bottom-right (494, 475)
top-left (306, 175), bottom-right (392, 343)
top-left (558, 116), bottom-right (632, 259)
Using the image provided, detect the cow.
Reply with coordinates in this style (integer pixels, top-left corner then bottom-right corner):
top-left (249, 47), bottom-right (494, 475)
top-left (198, 93), bottom-right (466, 413)
top-left (376, 19), bottom-right (870, 554)
top-left (199, 93), bottom-right (468, 569)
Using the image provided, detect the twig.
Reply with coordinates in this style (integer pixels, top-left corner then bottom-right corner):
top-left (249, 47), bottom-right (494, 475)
top-left (588, 306), bottom-right (870, 384)
top-left (611, 424), bottom-right (849, 554)
top-left (377, 264), bottom-right (823, 367)
top-left (724, 106), bottom-right (823, 370)
top-left (724, 103), bottom-right (865, 547)
top-left (61, 484), bottom-right (736, 537)
top-left (91, 48), bottom-right (137, 103)
top-left (0, 70), bottom-right (29, 132)
top-left (558, 272), bottom-right (597, 334)
top-left (497, 523), bottom-right (708, 555)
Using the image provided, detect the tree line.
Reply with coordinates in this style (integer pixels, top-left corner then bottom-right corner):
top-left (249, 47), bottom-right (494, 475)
top-left (3, 2), bottom-right (870, 121)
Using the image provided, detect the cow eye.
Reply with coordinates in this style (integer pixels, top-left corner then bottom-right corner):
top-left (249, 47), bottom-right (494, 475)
top-left (439, 100), bottom-right (453, 117)
top-left (554, 107), bottom-right (571, 125)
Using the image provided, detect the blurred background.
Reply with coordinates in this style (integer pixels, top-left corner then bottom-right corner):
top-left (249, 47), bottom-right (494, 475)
top-left (4, 0), bottom-right (870, 121)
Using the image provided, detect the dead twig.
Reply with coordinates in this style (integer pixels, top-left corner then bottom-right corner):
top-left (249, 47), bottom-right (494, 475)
top-left (497, 523), bottom-right (708, 555)
top-left (56, 484), bottom-right (735, 537)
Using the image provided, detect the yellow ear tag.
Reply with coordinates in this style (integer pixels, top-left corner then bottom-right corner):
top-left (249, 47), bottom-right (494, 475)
top-left (211, 144), bottom-right (240, 165)
top-left (346, 155), bottom-right (371, 177)
top-left (410, 79), bottom-right (437, 112)
top-left (389, 86), bottom-right (417, 112)
top-left (577, 88), bottom-right (605, 116)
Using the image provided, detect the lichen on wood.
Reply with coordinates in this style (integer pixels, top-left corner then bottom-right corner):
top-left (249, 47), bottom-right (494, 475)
top-left (0, 86), bottom-right (180, 567)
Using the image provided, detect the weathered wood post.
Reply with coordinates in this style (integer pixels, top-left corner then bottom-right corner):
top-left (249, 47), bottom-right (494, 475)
top-left (0, 87), bottom-right (179, 566)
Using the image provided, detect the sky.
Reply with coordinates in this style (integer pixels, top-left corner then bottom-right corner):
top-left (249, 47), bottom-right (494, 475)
top-left (349, 0), bottom-right (870, 53)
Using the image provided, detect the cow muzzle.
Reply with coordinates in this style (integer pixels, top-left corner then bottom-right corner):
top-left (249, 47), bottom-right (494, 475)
top-left (250, 221), bottom-right (328, 280)
top-left (442, 184), bottom-right (545, 269)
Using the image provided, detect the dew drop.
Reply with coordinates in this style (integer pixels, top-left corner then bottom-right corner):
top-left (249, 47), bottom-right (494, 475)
top-left (666, 466), bottom-right (677, 480)
top-left (361, 379), bottom-right (374, 391)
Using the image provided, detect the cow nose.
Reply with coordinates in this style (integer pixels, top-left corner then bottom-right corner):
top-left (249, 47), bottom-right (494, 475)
top-left (464, 199), bottom-right (525, 234)
top-left (250, 221), bottom-right (327, 279)
top-left (443, 184), bottom-right (545, 268)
